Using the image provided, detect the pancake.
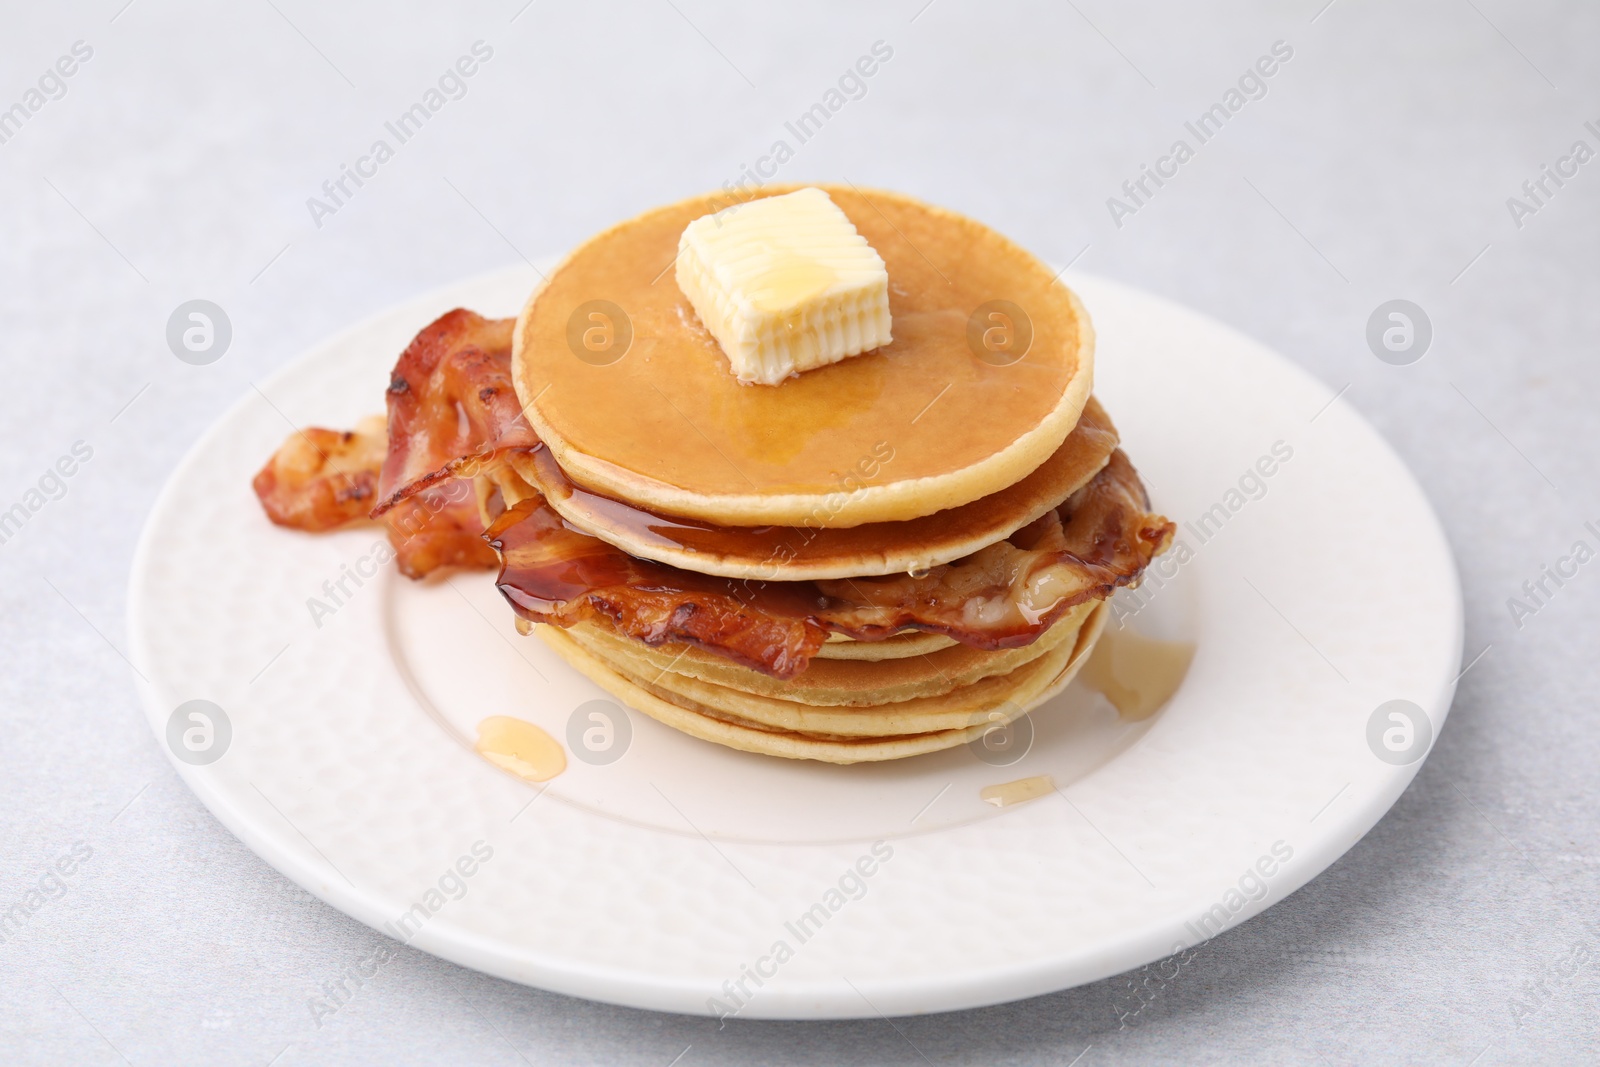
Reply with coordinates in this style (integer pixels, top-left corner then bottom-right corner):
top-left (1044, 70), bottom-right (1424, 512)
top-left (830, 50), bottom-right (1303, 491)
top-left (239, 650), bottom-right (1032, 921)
top-left (816, 630), bottom-right (957, 660)
top-left (563, 600), bottom-right (1094, 706)
top-left (512, 184), bottom-right (1095, 528)
top-left (571, 623), bottom-right (1081, 737)
top-left (534, 601), bottom-right (1107, 763)
top-left (506, 397), bottom-right (1119, 580)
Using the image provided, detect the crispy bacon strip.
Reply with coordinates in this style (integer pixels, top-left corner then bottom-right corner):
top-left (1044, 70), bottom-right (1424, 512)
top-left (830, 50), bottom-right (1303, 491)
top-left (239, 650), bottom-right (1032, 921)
top-left (489, 491), bottom-right (828, 678)
top-left (814, 450), bottom-right (1174, 641)
top-left (489, 450), bottom-right (1173, 679)
top-left (252, 304), bottom-right (1174, 656)
top-left (382, 483), bottom-right (499, 578)
top-left (252, 416), bottom-right (387, 531)
top-left (252, 309), bottom-right (531, 579)
top-left (373, 309), bottom-right (535, 515)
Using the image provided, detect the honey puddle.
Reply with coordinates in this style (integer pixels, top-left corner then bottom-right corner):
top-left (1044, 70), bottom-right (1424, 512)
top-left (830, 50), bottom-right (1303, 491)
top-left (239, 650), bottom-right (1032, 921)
top-left (475, 716), bottom-right (567, 782)
top-left (1081, 629), bottom-right (1196, 721)
top-left (980, 774), bottom-right (1054, 808)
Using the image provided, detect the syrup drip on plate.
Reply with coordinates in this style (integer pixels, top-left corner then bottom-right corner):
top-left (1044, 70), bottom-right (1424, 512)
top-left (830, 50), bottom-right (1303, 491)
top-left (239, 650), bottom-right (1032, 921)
top-left (475, 716), bottom-right (567, 782)
top-left (979, 774), bottom-right (1054, 808)
top-left (1081, 629), bottom-right (1196, 721)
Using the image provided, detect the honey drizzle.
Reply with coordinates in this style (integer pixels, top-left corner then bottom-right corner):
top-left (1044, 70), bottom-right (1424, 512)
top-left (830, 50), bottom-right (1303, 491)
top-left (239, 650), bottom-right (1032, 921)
top-left (474, 716), bottom-right (567, 782)
top-left (1080, 629), bottom-right (1195, 721)
top-left (979, 774), bottom-right (1054, 808)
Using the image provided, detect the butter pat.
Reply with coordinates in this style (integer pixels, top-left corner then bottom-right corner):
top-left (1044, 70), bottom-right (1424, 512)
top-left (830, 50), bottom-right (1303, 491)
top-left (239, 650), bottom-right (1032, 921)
top-left (676, 188), bottom-right (892, 385)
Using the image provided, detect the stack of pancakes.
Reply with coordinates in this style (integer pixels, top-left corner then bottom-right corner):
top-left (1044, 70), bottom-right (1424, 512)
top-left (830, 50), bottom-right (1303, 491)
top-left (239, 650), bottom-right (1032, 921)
top-left (489, 186), bottom-right (1169, 763)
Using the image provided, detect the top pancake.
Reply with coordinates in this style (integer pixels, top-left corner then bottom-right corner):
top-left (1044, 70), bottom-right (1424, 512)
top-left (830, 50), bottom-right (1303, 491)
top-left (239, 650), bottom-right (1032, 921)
top-left (513, 184), bottom-right (1094, 528)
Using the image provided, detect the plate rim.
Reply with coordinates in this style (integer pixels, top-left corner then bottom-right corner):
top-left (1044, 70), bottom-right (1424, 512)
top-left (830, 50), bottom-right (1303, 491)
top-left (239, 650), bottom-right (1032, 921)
top-left (126, 263), bottom-right (1464, 1018)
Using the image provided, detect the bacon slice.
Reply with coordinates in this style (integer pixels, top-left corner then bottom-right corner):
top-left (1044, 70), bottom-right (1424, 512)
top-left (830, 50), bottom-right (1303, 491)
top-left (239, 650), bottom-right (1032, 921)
top-left (251, 303), bottom-right (1174, 662)
top-left (252, 416), bottom-right (387, 532)
top-left (252, 309), bottom-right (530, 579)
top-left (382, 483), bottom-right (499, 578)
top-left (372, 309), bottom-right (535, 515)
top-left (490, 450), bottom-right (1173, 678)
top-left (489, 491), bottom-right (828, 678)
top-left (813, 450), bottom-right (1173, 641)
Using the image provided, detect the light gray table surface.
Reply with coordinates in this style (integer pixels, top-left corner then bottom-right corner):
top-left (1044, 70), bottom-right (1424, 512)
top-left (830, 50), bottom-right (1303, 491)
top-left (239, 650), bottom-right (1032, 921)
top-left (2, 1), bottom-right (1596, 1063)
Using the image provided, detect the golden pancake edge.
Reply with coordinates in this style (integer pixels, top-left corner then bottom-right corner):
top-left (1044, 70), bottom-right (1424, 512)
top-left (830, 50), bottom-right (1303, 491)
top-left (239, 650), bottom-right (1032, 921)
top-left (534, 602), bottom-right (1107, 764)
top-left (512, 184), bottom-right (1096, 528)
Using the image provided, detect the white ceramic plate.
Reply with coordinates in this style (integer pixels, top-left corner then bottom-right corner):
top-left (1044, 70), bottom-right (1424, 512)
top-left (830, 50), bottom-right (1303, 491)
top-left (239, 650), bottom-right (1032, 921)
top-left (127, 265), bottom-right (1461, 1019)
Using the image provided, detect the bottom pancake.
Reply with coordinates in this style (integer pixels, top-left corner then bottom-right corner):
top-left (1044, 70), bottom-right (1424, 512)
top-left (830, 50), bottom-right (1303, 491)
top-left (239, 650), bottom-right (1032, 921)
top-left (534, 601), bottom-right (1107, 764)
